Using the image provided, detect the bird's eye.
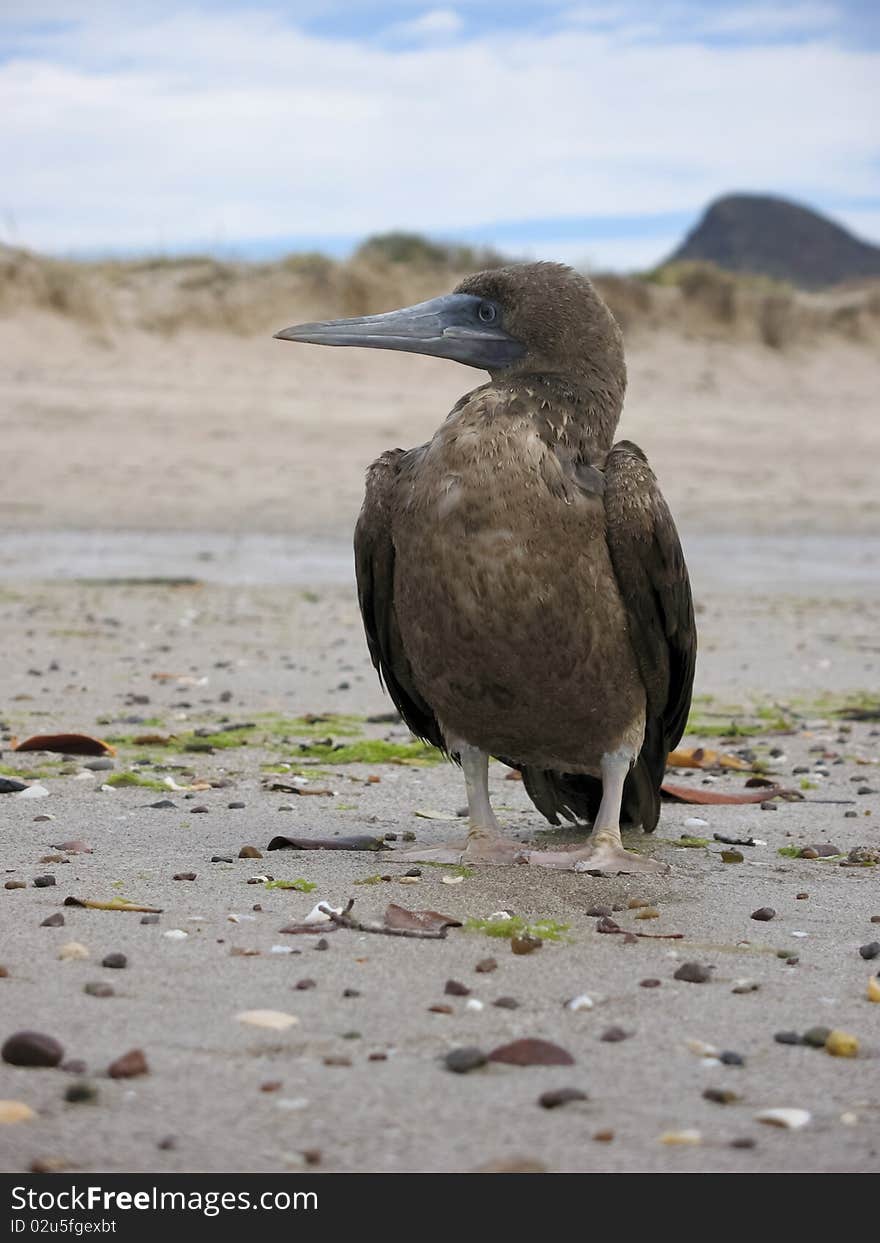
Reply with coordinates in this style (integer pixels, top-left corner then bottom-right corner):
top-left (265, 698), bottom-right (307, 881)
top-left (477, 301), bottom-right (497, 323)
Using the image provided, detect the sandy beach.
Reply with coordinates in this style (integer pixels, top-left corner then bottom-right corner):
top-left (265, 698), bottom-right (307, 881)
top-left (1, 309), bottom-right (879, 1174)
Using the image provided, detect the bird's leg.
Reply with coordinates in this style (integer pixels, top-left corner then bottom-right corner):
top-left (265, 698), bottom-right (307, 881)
top-left (528, 750), bottom-right (670, 876)
top-left (393, 744), bottom-right (523, 865)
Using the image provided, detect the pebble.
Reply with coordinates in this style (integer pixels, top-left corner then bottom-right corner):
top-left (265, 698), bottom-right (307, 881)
top-left (323, 1056), bottom-right (351, 1068)
top-left (445, 1047), bottom-right (487, 1074)
top-left (101, 953), bottom-right (127, 969)
top-left (674, 962), bottom-right (711, 984)
top-left (428, 1004), bottom-right (453, 1014)
top-left (236, 1010), bottom-right (298, 1031)
top-left (721, 850), bottom-right (744, 863)
top-left (59, 942), bottom-right (89, 961)
top-left (858, 941), bottom-right (880, 960)
top-left (731, 979), bottom-right (759, 994)
top-left (342, 988), bottom-right (360, 998)
top-left (173, 872), bottom-right (197, 881)
top-left (704, 1088), bottom-right (740, 1104)
top-left (488, 1038), bottom-right (574, 1067)
top-left (720, 1050), bottom-right (745, 1066)
top-left (635, 907), bottom-right (660, 920)
top-left (148, 800), bottom-right (176, 810)
top-left (511, 933), bottom-right (542, 955)
top-left (444, 979), bottom-right (471, 996)
top-left (868, 977), bottom-right (880, 1003)
top-left (33, 875), bottom-right (56, 888)
top-left (592, 1129), bottom-right (614, 1143)
top-left (84, 758), bottom-right (114, 771)
top-left (2, 1031), bottom-right (64, 1068)
top-left (17, 784), bottom-right (49, 799)
top-left (41, 913), bottom-right (65, 928)
top-left (228, 802), bottom-right (246, 810)
top-left (4, 880), bottom-right (25, 890)
top-left (659, 1130), bottom-right (701, 1146)
top-left (731, 1137), bottom-right (756, 1149)
top-left (640, 978), bottom-right (661, 989)
top-left (493, 997), bottom-right (519, 1009)
top-left (64, 1081), bottom-right (98, 1104)
top-left (586, 905), bottom-right (612, 917)
top-left (140, 915), bottom-right (160, 925)
top-left (751, 907), bottom-right (776, 921)
top-left (0, 1101), bottom-right (36, 1124)
top-left (538, 1088), bottom-right (587, 1109)
top-left (475, 958), bottom-right (497, 974)
top-left (774, 1031), bottom-right (801, 1045)
top-left (566, 994), bottom-right (594, 1012)
top-left (802, 1025), bottom-right (831, 1048)
top-left (83, 982), bottom-right (114, 998)
top-left (295, 979), bottom-right (316, 991)
top-left (825, 1030), bottom-right (858, 1058)
top-left (600, 1026), bottom-right (630, 1043)
top-left (239, 846), bottom-right (263, 859)
top-left (755, 1108), bottom-right (810, 1130)
top-left (108, 1049), bottom-right (148, 1079)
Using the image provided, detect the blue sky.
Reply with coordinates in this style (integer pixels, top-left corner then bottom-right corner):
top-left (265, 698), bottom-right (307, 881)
top-left (2, 1), bottom-right (879, 270)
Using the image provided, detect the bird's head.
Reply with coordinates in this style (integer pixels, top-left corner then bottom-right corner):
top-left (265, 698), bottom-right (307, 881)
top-left (275, 261), bottom-right (624, 394)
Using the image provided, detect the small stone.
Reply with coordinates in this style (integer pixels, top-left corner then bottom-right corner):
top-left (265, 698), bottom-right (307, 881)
top-left (731, 979), bottom-right (759, 994)
top-left (64, 1081), bottom-right (98, 1104)
top-left (444, 979), bottom-right (470, 996)
top-left (660, 1130), bottom-right (702, 1146)
top-left (825, 1029), bottom-right (858, 1058)
top-left (493, 997), bottom-right (519, 1009)
top-left (640, 978), bottom-right (661, 989)
top-left (720, 1050), bottom-right (745, 1066)
top-left (475, 957), bottom-right (497, 974)
top-left (173, 872), bottom-right (197, 881)
top-left (511, 933), bottom-right (542, 955)
top-left (33, 875), bottom-right (56, 888)
top-left (703, 1088), bottom-right (740, 1104)
top-left (41, 913), bottom-right (65, 928)
top-left (721, 850), bottom-right (744, 863)
top-left (140, 914), bottom-right (160, 925)
top-left (803, 1025), bottom-right (832, 1048)
top-left (295, 978), bottom-right (316, 991)
top-left (796, 892), bottom-right (809, 900)
top-left (101, 953), bottom-right (127, 969)
top-left (538, 1087), bottom-right (588, 1109)
top-left (342, 988), bottom-right (360, 998)
top-left (239, 846), bottom-right (262, 858)
top-left (59, 942), bottom-right (89, 961)
top-left (323, 1056), bottom-right (351, 1067)
top-left (774, 1031), bottom-right (801, 1045)
top-left (315, 938), bottom-right (329, 951)
top-left (84, 982), bottom-right (114, 998)
top-left (4, 880), bottom-right (25, 890)
top-left (868, 977), bottom-right (880, 1003)
top-left (236, 1010), bottom-right (298, 1031)
top-left (627, 897), bottom-right (651, 909)
top-left (428, 1004), bottom-right (453, 1014)
top-left (751, 907), bottom-right (776, 921)
top-left (586, 905), bottom-right (612, 917)
top-left (731, 1137), bottom-right (756, 1149)
top-left (759, 802), bottom-right (777, 812)
top-left (592, 1129), bottom-right (615, 1143)
top-left (674, 961), bottom-right (711, 983)
top-left (600, 1026), bottom-right (629, 1043)
top-left (445, 1047), bottom-right (487, 1074)
top-left (107, 1049), bottom-right (149, 1078)
top-left (488, 1038), bottom-right (574, 1067)
top-left (634, 906), bottom-right (660, 920)
top-left (228, 801), bottom-right (246, 809)
top-left (858, 941), bottom-right (880, 960)
top-left (2, 1031), bottom-right (64, 1068)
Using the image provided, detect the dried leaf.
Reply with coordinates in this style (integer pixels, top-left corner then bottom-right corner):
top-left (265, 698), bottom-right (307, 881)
top-left (267, 835), bottom-right (390, 852)
top-left (488, 1038), bottom-right (574, 1067)
top-left (383, 904), bottom-right (462, 932)
top-left (667, 747), bottom-right (753, 772)
top-left (14, 733), bottom-right (115, 756)
top-left (661, 782), bottom-right (799, 805)
top-left (63, 896), bottom-right (162, 913)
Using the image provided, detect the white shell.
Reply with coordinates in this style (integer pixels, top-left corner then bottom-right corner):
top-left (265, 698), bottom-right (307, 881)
top-left (58, 941), bottom-right (89, 961)
top-left (465, 999), bottom-right (484, 1012)
top-left (755, 1108), bottom-right (811, 1130)
top-left (566, 994), bottom-right (594, 1012)
top-left (163, 929), bottom-right (188, 941)
top-left (236, 1009), bottom-right (299, 1031)
top-left (302, 902), bottom-right (342, 926)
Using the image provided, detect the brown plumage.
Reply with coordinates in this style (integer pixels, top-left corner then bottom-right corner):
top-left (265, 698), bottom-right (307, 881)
top-left (277, 262), bottom-right (696, 873)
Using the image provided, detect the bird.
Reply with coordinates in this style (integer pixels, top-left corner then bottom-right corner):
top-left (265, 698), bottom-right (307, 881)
top-left (274, 262), bottom-right (696, 874)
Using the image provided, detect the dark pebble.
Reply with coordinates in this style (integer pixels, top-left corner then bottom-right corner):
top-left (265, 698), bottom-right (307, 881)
top-left (101, 953), bottom-right (127, 969)
top-left (342, 989), bottom-right (360, 998)
top-left (444, 979), bottom-right (470, 996)
top-left (640, 978), bottom-right (661, 988)
top-left (857, 787), bottom-right (876, 795)
top-left (323, 1056), bottom-right (351, 1067)
top-left (731, 1138), bottom-right (756, 1149)
top-left (586, 905), bottom-right (612, 917)
top-left (600, 1026), bottom-right (630, 1043)
top-left (84, 759), bottom-right (114, 772)
top-left (760, 801), bottom-right (778, 811)
top-left (704, 1088), bottom-right (739, 1104)
top-left (238, 846), bottom-right (262, 859)
top-left (844, 810), bottom-right (858, 818)
top-left (228, 802), bottom-right (246, 810)
top-left (538, 1087), bottom-right (588, 1109)
top-left (64, 1080), bottom-right (98, 1104)
top-left (403, 867), bottom-right (421, 878)
top-left (211, 856), bottom-right (233, 864)
top-left (148, 800), bottom-right (176, 809)
top-left (802, 1025), bottom-right (832, 1048)
top-left (2, 1030), bottom-right (64, 1068)
top-left (751, 907), bottom-right (776, 921)
top-left (173, 872), bottom-right (197, 881)
top-left (674, 961), bottom-right (711, 983)
top-left (858, 941), bottom-right (880, 960)
top-left (475, 957), bottom-right (497, 974)
top-left (295, 979), bottom-right (316, 990)
top-left (429, 1004), bottom-right (453, 1014)
top-left (367, 1052), bottom-right (387, 1062)
top-left (41, 913), bottom-right (65, 927)
top-left (140, 914), bottom-right (159, 925)
top-left (4, 881), bottom-right (25, 890)
top-left (108, 1048), bottom-right (148, 1079)
top-left (511, 933), bottom-right (542, 954)
top-left (493, 997), bottom-right (519, 1009)
top-left (445, 1047), bottom-right (487, 1074)
top-left (190, 806), bottom-right (209, 814)
top-left (33, 875), bottom-right (56, 888)
top-left (720, 1050), bottom-right (745, 1066)
top-left (774, 1030), bottom-right (802, 1045)
top-left (314, 938), bottom-right (329, 951)
top-left (83, 982), bottom-right (114, 998)
top-left (157, 1137), bottom-right (176, 1151)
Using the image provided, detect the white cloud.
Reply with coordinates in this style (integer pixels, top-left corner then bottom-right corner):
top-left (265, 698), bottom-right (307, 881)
top-left (386, 8), bottom-right (464, 41)
top-left (0, 5), bottom-right (877, 265)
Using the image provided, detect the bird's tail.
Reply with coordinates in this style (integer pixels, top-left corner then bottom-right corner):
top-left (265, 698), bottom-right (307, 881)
top-left (511, 717), bottom-right (667, 833)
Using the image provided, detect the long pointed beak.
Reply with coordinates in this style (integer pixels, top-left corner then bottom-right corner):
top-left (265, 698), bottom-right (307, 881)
top-left (274, 293), bottom-right (524, 370)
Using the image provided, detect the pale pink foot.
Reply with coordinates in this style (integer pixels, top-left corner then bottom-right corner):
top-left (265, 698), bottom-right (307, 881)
top-left (528, 831), bottom-right (671, 876)
top-left (393, 828), bottom-right (527, 866)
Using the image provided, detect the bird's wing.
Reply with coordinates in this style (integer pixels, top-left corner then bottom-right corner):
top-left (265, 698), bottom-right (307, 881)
top-left (603, 439), bottom-right (696, 753)
top-left (354, 449), bottom-right (447, 753)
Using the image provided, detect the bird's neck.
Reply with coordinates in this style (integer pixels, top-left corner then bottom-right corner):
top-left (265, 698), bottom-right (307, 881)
top-left (507, 373), bottom-right (623, 455)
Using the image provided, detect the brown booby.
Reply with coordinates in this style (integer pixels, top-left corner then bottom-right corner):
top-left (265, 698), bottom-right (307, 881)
top-left (275, 263), bottom-right (696, 874)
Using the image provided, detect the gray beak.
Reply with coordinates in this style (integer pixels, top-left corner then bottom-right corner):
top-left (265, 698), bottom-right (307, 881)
top-left (274, 293), bottom-right (524, 370)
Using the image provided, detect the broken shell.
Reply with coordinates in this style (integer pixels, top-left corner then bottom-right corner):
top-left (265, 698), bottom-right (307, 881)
top-left (825, 1030), bottom-right (858, 1058)
top-left (163, 929), bottom-right (188, 941)
top-left (867, 977), bottom-right (880, 1003)
top-left (755, 1108), bottom-right (811, 1130)
top-left (0, 1100), bottom-right (36, 1124)
top-left (302, 903), bottom-right (342, 926)
top-left (58, 942), bottom-right (89, 961)
top-left (659, 1130), bottom-right (701, 1145)
top-left (235, 1010), bottom-right (299, 1031)
top-left (565, 994), bottom-right (594, 1012)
